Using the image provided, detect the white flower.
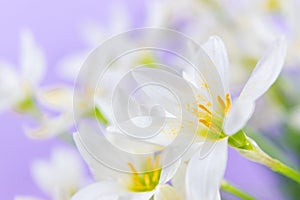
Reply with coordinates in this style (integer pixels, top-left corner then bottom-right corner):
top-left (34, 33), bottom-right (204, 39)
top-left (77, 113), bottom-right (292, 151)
top-left (71, 124), bottom-right (180, 200)
top-left (131, 35), bottom-right (286, 199)
top-left (0, 29), bottom-right (46, 114)
top-left (192, 35), bottom-right (286, 199)
top-left (31, 148), bottom-right (87, 200)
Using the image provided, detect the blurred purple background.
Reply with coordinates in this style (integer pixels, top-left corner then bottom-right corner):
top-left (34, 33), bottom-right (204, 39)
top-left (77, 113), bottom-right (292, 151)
top-left (0, 0), bottom-right (284, 199)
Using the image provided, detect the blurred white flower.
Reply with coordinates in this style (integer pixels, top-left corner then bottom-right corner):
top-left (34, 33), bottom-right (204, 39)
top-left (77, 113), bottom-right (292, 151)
top-left (0, 29), bottom-right (46, 114)
top-left (31, 148), bottom-right (88, 200)
top-left (25, 85), bottom-right (75, 139)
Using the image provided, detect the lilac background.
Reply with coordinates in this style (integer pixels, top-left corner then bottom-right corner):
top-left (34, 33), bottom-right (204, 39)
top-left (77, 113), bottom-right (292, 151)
top-left (0, 0), bottom-right (283, 199)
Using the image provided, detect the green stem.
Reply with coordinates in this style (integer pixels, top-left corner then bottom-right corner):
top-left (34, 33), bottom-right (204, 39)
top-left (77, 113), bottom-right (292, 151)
top-left (221, 180), bottom-right (255, 200)
top-left (229, 131), bottom-right (300, 184)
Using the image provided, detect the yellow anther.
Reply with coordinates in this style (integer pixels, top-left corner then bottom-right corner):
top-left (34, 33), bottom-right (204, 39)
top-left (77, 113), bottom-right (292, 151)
top-left (217, 96), bottom-right (226, 110)
top-left (203, 83), bottom-right (209, 89)
top-left (225, 93), bottom-right (231, 113)
top-left (198, 104), bottom-right (212, 115)
top-left (199, 119), bottom-right (211, 128)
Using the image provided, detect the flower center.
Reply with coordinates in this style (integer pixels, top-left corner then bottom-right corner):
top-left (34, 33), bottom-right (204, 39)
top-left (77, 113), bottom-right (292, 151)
top-left (186, 93), bottom-right (231, 139)
top-left (127, 155), bottom-right (162, 192)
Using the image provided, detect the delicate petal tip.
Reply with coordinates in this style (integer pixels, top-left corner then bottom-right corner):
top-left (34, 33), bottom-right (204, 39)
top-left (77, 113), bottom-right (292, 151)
top-left (224, 99), bottom-right (255, 135)
top-left (239, 36), bottom-right (287, 102)
top-left (202, 35), bottom-right (229, 92)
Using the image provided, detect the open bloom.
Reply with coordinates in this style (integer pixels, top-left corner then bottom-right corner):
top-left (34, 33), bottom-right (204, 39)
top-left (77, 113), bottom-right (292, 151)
top-left (71, 123), bottom-right (180, 200)
top-left (185, 35), bottom-right (286, 199)
top-left (131, 35), bottom-right (286, 199)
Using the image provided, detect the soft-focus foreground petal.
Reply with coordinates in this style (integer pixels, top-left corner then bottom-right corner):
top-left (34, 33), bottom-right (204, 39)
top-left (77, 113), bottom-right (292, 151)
top-left (154, 185), bottom-right (181, 200)
top-left (223, 99), bottom-right (255, 135)
top-left (202, 36), bottom-right (229, 92)
top-left (71, 181), bottom-right (154, 200)
top-left (186, 139), bottom-right (227, 200)
top-left (239, 36), bottom-right (287, 102)
top-left (20, 29), bottom-right (46, 86)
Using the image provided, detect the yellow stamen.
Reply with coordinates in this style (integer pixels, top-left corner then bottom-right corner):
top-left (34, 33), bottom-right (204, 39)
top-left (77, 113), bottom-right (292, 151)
top-left (198, 104), bottom-right (212, 115)
top-left (147, 157), bottom-right (152, 171)
top-left (217, 96), bottom-right (226, 110)
top-left (154, 155), bottom-right (160, 169)
top-left (152, 170), bottom-right (160, 182)
top-left (145, 174), bottom-right (151, 188)
top-left (128, 162), bottom-right (138, 174)
top-left (225, 93), bottom-right (231, 113)
top-left (127, 156), bottom-right (162, 192)
top-left (199, 118), bottom-right (211, 128)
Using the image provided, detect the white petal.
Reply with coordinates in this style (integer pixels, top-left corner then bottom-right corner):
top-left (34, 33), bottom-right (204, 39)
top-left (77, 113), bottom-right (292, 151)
top-left (0, 63), bottom-right (21, 111)
top-left (171, 163), bottom-right (187, 199)
top-left (72, 181), bottom-right (155, 200)
top-left (131, 67), bottom-right (191, 117)
top-left (105, 124), bottom-right (166, 154)
top-left (202, 36), bottom-right (229, 92)
top-left (73, 131), bottom-right (125, 181)
top-left (192, 45), bottom-right (226, 109)
top-left (223, 99), bottom-right (255, 135)
top-left (154, 185), bottom-right (181, 200)
top-left (159, 157), bottom-right (181, 185)
top-left (186, 139), bottom-right (228, 200)
top-left (24, 112), bottom-right (74, 139)
top-left (20, 29), bottom-right (46, 86)
top-left (239, 36), bottom-right (287, 102)
top-left (109, 115), bottom-right (181, 147)
top-left (37, 85), bottom-right (73, 111)
top-left (74, 124), bottom-right (160, 178)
